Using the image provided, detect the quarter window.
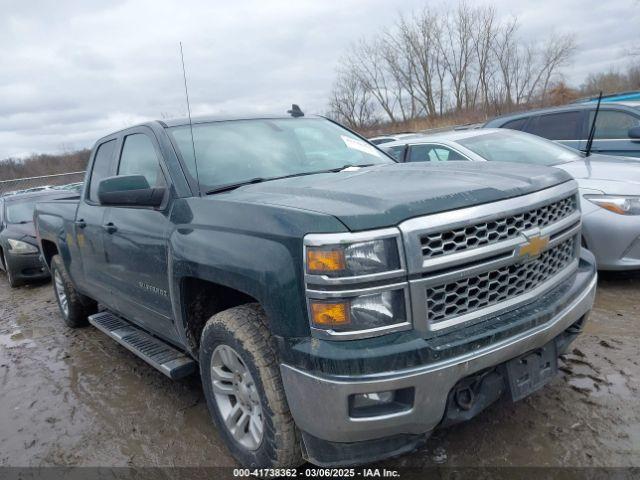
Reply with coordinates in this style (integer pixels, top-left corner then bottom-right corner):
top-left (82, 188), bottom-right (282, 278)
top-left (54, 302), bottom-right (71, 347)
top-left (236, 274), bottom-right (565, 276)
top-left (118, 134), bottom-right (165, 187)
top-left (385, 145), bottom-right (406, 161)
top-left (588, 110), bottom-right (640, 139)
top-left (88, 139), bottom-right (117, 203)
top-left (526, 111), bottom-right (582, 140)
top-left (501, 118), bottom-right (528, 131)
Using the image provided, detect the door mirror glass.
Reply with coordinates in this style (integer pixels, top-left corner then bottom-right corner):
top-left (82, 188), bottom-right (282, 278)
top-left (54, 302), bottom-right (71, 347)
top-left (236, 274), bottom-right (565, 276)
top-left (97, 175), bottom-right (165, 207)
top-left (628, 126), bottom-right (640, 139)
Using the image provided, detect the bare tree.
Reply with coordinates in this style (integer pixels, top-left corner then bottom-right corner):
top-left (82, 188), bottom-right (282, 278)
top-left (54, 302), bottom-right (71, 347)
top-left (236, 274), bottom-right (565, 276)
top-left (328, 1), bottom-right (577, 127)
top-left (470, 5), bottom-right (498, 110)
top-left (401, 8), bottom-right (445, 116)
top-left (531, 33), bottom-right (577, 104)
top-left (347, 39), bottom-right (399, 123)
top-left (436, 2), bottom-right (475, 110)
top-left (329, 67), bottom-right (376, 128)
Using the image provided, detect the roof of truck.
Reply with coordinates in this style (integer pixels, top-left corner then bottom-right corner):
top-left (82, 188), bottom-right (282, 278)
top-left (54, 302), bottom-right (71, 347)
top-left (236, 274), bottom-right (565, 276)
top-left (160, 113), bottom-right (322, 128)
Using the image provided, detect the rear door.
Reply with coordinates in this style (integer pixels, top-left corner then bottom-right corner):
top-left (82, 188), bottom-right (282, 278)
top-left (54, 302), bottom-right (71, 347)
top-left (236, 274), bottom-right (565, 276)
top-left (585, 108), bottom-right (640, 157)
top-left (75, 138), bottom-right (118, 304)
top-left (524, 110), bottom-right (586, 151)
top-left (102, 127), bottom-right (175, 339)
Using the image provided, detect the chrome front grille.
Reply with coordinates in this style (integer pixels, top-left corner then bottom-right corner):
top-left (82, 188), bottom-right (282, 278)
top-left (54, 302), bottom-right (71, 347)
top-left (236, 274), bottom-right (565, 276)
top-left (399, 182), bottom-right (582, 335)
top-left (426, 237), bottom-right (576, 324)
top-left (420, 195), bottom-right (577, 259)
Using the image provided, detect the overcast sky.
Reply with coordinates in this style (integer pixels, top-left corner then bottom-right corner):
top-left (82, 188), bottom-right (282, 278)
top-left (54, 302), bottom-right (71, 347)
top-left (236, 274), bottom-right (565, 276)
top-left (1, 0), bottom-right (638, 160)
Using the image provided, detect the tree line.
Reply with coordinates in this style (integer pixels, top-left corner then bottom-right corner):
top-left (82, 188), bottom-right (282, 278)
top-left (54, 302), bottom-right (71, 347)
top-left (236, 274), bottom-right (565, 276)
top-left (0, 149), bottom-right (90, 181)
top-left (329, 2), bottom-right (578, 129)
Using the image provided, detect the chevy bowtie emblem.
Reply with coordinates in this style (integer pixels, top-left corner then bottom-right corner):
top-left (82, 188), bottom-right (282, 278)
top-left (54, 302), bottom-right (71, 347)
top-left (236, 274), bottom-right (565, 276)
top-left (518, 235), bottom-right (550, 259)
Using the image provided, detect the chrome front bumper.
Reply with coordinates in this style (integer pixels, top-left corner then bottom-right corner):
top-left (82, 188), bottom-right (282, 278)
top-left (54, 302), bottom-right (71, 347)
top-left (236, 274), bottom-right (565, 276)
top-left (281, 271), bottom-right (597, 444)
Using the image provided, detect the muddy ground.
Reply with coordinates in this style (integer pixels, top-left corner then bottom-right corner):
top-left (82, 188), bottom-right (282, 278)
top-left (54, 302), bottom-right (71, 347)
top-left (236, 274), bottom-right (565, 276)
top-left (0, 272), bottom-right (638, 468)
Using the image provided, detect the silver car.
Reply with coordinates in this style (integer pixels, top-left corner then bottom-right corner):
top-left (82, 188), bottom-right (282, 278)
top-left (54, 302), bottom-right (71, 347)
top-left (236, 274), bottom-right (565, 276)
top-left (383, 128), bottom-right (640, 270)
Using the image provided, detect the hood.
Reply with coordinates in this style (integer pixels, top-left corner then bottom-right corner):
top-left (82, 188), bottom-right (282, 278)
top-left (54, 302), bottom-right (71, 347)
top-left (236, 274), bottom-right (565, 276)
top-left (222, 162), bottom-right (572, 231)
top-left (556, 155), bottom-right (640, 194)
top-left (1, 221), bottom-right (37, 244)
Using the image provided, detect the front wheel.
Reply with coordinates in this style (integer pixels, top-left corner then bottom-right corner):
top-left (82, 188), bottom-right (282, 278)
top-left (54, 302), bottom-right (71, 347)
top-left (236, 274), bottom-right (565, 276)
top-left (2, 251), bottom-right (22, 288)
top-left (200, 303), bottom-right (302, 468)
top-left (51, 254), bottom-right (97, 327)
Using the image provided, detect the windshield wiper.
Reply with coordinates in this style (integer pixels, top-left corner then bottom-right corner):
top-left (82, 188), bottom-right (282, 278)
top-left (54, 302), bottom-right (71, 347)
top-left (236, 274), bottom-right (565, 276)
top-left (204, 165), bottom-right (376, 195)
top-left (205, 178), bottom-right (267, 195)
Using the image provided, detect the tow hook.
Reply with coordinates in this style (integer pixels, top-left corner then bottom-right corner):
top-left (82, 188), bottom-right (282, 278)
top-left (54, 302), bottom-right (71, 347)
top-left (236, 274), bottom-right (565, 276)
top-left (454, 386), bottom-right (475, 410)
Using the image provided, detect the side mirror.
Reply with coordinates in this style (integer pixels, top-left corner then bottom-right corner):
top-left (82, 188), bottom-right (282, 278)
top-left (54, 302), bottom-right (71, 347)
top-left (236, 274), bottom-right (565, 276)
top-left (97, 175), bottom-right (165, 207)
top-left (628, 126), bottom-right (640, 140)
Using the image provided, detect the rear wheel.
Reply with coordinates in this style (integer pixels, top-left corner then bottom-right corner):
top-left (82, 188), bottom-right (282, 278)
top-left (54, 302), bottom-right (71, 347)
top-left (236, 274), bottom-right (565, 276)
top-left (200, 303), bottom-right (302, 468)
top-left (51, 254), bottom-right (97, 327)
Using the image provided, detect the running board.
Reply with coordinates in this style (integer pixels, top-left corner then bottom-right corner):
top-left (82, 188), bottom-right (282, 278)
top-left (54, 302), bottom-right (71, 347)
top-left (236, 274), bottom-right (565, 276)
top-left (88, 311), bottom-right (196, 380)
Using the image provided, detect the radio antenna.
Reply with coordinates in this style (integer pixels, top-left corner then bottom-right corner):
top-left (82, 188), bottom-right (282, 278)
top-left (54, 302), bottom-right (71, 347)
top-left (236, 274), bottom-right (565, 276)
top-left (584, 91), bottom-right (603, 158)
top-left (179, 42), bottom-right (201, 194)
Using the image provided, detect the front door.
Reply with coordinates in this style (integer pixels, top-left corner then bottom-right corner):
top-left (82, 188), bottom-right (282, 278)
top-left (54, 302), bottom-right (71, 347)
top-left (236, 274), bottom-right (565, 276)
top-left (583, 109), bottom-right (640, 157)
top-left (102, 128), bottom-right (175, 340)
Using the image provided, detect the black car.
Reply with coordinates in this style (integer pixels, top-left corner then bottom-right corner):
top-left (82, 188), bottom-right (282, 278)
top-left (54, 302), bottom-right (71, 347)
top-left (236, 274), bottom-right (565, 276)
top-left (0, 190), bottom-right (74, 287)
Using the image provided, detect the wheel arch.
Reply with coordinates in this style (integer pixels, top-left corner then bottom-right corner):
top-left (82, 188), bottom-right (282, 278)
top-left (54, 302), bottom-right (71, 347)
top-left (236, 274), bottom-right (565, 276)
top-left (40, 239), bottom-right (59, 268)
top-left (179, 276), bottom-right (260, 356)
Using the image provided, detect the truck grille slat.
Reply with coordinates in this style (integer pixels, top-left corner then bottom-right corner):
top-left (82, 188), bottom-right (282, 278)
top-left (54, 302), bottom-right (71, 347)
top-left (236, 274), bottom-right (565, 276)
top-left (426, 237), bottom-right (576, 324)
top-left (420, 196), bottom-right (576, 259)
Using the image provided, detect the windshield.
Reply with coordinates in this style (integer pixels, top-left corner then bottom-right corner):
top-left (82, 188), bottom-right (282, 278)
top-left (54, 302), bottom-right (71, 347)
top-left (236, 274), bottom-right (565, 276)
top-left (5, 199), bottom-right (38, 224)
top-left (457, 130), bottom-right (581, 166)
top-left (167, 118), bottom-right (393, 191)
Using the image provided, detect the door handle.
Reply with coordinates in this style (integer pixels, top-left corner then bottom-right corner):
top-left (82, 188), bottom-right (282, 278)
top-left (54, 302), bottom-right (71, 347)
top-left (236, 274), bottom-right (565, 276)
top-left (75, 219), bottom-right (87, 229)
top-left (102, 222), bottom-right (118, 234)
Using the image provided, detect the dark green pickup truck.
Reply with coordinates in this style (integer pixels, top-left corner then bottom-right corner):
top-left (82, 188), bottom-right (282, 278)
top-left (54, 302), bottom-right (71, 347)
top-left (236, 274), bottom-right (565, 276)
top-left (34, 114), bottom-right (597, 467)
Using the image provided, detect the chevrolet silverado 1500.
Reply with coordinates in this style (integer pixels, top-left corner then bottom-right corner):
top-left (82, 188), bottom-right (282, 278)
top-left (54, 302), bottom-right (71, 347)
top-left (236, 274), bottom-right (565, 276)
top-left (34, 114), bottom-right (597, 467)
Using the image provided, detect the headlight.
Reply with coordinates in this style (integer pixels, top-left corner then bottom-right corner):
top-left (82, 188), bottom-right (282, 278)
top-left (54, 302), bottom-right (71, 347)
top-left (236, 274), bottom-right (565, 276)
top-left (585, 195), bottom-right (640, 215)
top-left (309, 289), bottom-right (408, 333)
top-left (7, 239), bottom-right (39, 255)
top-left (304, 229), bottom-right (410, 339)
top-left (306, 238), bottom-right (401, 277)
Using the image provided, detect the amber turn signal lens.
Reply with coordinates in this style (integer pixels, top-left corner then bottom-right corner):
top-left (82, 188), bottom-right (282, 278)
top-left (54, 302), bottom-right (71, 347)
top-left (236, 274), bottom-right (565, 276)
top-left (306, 248), bottom-right (346, 273)
top-left (597, 202), bottom-right (628, 215)
top-left (310, 300), bottom-right (350, 328)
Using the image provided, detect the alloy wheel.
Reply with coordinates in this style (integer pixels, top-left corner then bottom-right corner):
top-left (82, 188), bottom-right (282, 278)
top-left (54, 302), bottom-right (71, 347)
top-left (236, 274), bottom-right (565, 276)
top-left (54, 270), bottom-right (69, 318)
top-left (210, 344), bottom-right (264, 450)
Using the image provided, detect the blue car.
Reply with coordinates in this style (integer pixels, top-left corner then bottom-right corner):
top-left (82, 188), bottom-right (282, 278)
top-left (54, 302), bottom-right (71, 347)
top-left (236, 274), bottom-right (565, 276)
top-left (484, 93), bottom-right (640, 158)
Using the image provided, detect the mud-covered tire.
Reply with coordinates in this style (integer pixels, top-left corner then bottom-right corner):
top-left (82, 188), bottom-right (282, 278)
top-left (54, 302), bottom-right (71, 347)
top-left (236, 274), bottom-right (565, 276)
top-left (2, 251), bottom-right (22, 288)
top-left (200, 303), bottom-right (302, 468)
top-left (50, 254), bottom-right (97, 328)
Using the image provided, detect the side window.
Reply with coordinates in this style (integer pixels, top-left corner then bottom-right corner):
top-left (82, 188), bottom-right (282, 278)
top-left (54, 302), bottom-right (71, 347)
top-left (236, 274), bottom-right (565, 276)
top-left (118, 134), bottom-right (165, 187)
top-left (408, 144), bottom-right (467, 162)
top-left (589, 110), bottom-right (640, 139)
top-left (88, 139), bottom-right (117, 203)
top-left (408, 144), bottom-right (431, 162)
top-left (501, 118), bottom-right (528, 131)
top-left (525, 111), bottom-right (582, 140)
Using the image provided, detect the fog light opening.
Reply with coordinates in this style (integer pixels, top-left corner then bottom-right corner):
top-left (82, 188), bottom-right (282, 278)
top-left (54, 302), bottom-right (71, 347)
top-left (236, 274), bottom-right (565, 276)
top-left (349, 387), bottom-right (414, 418)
